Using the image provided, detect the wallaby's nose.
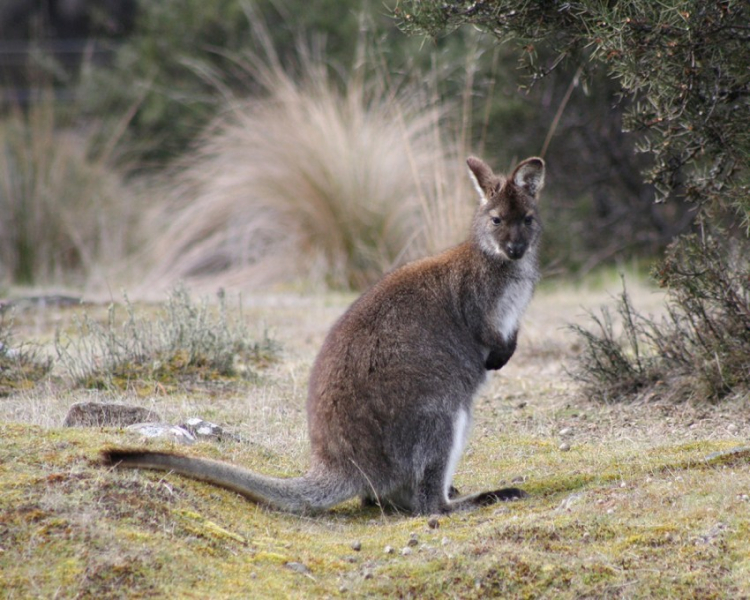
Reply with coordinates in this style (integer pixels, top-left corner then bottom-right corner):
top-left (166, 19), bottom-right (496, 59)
top-left (506, 243), bottom-right (526, 260)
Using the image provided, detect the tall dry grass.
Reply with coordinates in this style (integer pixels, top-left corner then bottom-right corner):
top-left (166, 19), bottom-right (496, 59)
top-left (139, 40), bottom-right (475, 292)
top-left (0, 98), bottom-right (139, 287)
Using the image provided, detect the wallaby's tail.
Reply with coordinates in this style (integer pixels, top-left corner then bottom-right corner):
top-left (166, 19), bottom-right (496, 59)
top-left (102, 448), bottom-right (356, 514)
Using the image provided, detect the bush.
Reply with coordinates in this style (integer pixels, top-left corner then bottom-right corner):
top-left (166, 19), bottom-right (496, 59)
top-left (54, 286), bottom-right (279, 391)
top-left (571, 234), bottom-right (750, 403)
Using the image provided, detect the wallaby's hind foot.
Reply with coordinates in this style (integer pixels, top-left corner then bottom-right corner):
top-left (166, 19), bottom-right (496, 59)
top-left (448, 487), bottom-right (528, 511)
top-left (472, 487), bottom-right (527, 505)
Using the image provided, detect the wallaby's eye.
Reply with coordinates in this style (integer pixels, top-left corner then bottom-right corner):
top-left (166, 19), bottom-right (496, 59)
top-left (524, 215), bottom-right (534, 225)
top-left (491, 216), bottom-right (502, 226)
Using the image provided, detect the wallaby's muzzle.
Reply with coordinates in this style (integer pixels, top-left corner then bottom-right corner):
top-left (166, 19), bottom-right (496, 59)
top-left (506, 242), bottom-right (527, 260)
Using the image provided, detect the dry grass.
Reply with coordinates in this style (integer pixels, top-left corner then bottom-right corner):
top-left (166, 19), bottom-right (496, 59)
top-left (0, 98), bottom-right (140, 288)
top-left (136, 40), bottom-right (473, 293)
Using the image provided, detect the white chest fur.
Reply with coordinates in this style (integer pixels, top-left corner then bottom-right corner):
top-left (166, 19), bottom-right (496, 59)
top-left (492, 276), bottom-right (534, 342)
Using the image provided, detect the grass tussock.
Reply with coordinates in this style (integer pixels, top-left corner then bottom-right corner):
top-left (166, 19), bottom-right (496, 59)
top-left (139, 41), bottom-right (471, 292)
top-left (570, 233), bottom-right (750, 403)
top-left (54, 286), bottom-right (279, 391)
top-left (0, 98), bottom-right (139, 286)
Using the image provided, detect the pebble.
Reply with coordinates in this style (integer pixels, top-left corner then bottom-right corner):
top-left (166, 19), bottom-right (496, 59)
top-left (285, 562), bottom-right (310, 574)
top-left (727, 423), bottom-right (739, 433)
top-left (351, 541), bottom-right (362, 552)
top-left (427, 517), bottom-right (440, 529)
top-left (559, 427), bottom-right (573, 437)
top-left (384, 545), bottom-right (395, 554)
top-left (401, 547), bottom-right (413, 556)
top-left (559, 442), bottom-right (571, 452)
top-left (407, 537), bottom-right (419, 547)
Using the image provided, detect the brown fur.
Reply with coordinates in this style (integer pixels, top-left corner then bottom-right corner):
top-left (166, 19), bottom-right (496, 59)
top-left (103, 155), bottom-right (545, 515)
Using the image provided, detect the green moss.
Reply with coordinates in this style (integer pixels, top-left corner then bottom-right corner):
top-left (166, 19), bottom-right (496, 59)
top-left (1, 423), bottom-right (749, 598)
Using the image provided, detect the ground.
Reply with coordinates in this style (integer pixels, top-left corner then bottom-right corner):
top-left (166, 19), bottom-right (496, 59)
top-left (1, 275), bottom-right (749, 598)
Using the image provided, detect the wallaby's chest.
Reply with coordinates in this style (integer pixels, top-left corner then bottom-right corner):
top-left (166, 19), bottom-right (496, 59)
top-left (491, 276), bottom-right (535, 342)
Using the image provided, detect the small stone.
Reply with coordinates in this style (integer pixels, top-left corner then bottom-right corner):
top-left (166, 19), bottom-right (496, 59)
top-left (126, 422), bottom-right (196, 445)
top-left (441, 537), bottom-right (450, 546)
top-left (384, 545), bottom-right (395, 554)
top-left (559, 442), bottom-right (571, 452)
top-left (363, 570), bottom-right (374, 580)
top-left (559, 427), bottom-right (573, 437)
top-left (401, 547), bottom-right (413, 556)
top-left (407, 537), bottom-right (419, 547)
top-left (516, 401), bottom-right (527, 409)
top-left (285, 562), bottom-right (310, 574)
top-left (427, 517), bottom-right (440, 530)
top-left (727, 423), bottom-right (739, 433)
top-left (351, 540), bottom-right (362, 552)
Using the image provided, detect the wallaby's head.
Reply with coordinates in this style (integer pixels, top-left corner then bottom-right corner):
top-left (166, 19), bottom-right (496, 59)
top-left (467, 156), bottom-right (545, 261)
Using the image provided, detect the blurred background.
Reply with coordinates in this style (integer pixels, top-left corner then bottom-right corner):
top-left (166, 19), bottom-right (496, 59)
top-left (0, 0), bottom-right (695, 294)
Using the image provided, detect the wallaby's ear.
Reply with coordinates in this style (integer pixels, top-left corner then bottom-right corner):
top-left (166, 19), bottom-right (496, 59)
top-left (511, 157), bottom-right (545, 198)
top-left (467, 156), bottom-right (502, 205)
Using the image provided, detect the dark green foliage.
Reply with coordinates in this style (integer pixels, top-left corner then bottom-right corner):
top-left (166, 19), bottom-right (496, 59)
top-left (399, 0), bottom-right (750, 221)
top-left (80, 0), bottom-right (380, 166)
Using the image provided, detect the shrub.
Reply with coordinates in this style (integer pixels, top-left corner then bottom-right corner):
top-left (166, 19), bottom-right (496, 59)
top-left (54, 286), bottom-right (279, 391)
top-left (571, 234), bottom-right (750, 403)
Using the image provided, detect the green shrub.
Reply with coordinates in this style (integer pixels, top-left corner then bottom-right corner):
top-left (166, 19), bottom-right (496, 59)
top-left (54, 286), bottom-right (279, 391)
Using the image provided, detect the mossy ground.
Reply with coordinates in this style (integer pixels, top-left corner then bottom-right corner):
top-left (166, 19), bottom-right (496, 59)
top-left (1, 281), bottom-right (749, 598)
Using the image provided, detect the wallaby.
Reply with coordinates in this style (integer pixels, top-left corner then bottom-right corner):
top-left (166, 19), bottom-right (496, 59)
top-left (103, 155), bottom-right (545, 515)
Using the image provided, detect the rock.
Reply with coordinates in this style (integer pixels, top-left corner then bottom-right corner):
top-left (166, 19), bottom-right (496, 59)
top-left (125, 422), bottom-right (195, 444)
top-left (179, 418), bottom-right (238, 441)
top-left (351, 541), bottom-right (362, 552)
top-left (285, 562), bottom-right (310, 575)
top-left (427, 517), bottom-right (440, 530)
top-left (63, 402), bottom-right (160, 428)
top-left (401, 547), bottom-right (413, 556)
top-left (559, 442), bottom-right (571, 452)
top-left (407, 537), bottom-right (419, 547)
top-left (559, 427), bottom-right (573, 437)
top-left (384, 545), bottom-right (395, 554)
